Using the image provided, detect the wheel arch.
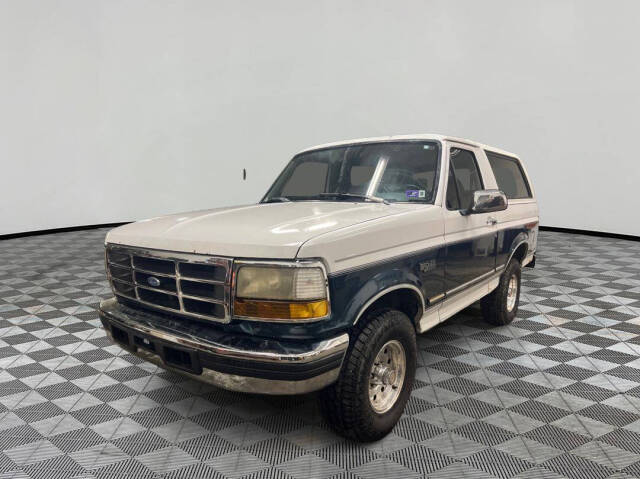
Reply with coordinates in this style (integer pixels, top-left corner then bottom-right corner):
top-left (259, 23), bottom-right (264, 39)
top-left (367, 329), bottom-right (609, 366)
top-left (505, 235), bottom-right (529, 267)
top-left (352, 284), bottom-right (425, 328)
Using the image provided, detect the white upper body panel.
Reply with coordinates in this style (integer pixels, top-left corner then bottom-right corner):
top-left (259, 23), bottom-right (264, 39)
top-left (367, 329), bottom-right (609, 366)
top-left (105, 202), bottom-right (420, 266)
top-left (298, 205), bottom-right (444, 272)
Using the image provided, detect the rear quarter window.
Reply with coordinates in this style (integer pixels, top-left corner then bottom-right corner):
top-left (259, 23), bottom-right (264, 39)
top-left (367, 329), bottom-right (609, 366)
top-left (485, 151), bottom-right (532, 199)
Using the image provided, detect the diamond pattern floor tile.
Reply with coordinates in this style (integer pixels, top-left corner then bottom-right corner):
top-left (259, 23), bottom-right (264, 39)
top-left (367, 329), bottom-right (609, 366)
top-left (1, 228), bottom-right (640, 478)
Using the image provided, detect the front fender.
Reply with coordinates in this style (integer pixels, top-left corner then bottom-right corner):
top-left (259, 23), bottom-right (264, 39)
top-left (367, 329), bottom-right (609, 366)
top-left (328, 263), bottom-right (425, 329)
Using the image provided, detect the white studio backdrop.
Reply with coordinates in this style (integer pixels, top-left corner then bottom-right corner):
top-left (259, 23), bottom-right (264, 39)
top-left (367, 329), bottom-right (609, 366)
top-left (1, 0), bottom-right (639, 236)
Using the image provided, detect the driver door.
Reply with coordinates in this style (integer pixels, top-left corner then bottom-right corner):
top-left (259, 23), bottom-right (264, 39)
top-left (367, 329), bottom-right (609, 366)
top-left (443, 144), bottom-right (498, 296)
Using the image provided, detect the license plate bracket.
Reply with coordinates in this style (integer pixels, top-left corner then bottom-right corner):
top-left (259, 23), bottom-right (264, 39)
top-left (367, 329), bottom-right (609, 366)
top-left (162, 343), bottom-right (202, 375)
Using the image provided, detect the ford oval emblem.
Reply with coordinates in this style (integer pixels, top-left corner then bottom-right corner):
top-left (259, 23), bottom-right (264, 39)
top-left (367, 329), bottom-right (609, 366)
top-left (147, 276), bottom-right (161, 287)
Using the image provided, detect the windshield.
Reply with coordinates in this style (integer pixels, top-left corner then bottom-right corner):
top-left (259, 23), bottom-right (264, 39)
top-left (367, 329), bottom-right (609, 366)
top-left (262, 141), bottom-right (440, 204)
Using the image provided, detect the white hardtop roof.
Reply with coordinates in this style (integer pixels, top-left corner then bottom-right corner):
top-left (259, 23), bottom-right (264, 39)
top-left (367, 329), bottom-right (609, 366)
top-left (298, 134), bottom-right (519, 159)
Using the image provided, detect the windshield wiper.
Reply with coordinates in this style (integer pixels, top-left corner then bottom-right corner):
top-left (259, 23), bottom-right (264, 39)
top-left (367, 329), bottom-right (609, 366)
top-left (263, 196), bottom-right (292, 203)
top-left (318, 193), bottom-right (389, 204)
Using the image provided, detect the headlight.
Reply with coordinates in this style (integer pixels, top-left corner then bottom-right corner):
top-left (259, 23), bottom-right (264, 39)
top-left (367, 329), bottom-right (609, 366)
top-left (233, 263), bottom-right (329, 321)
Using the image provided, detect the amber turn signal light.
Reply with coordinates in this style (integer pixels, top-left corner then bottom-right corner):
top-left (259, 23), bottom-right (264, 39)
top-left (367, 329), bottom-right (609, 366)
top-left (233, 298), bottom-right (328, 320)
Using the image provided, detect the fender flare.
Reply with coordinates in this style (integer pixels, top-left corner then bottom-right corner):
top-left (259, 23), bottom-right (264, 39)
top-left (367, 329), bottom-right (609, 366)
top-left (353, 284), bottom-right (426, 325)
top-left (504, 233), bottom-right (529, 268)
top-left (346, 267), bottom-right (426, 326)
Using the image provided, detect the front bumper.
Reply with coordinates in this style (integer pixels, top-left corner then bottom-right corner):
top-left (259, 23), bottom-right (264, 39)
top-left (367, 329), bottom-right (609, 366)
top-left (98, 298), bottom-right (349, 394)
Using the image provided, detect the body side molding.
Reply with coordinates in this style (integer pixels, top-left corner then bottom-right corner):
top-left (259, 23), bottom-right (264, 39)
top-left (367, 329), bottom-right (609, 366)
top-left (417, 270), bottom-right (503, 333)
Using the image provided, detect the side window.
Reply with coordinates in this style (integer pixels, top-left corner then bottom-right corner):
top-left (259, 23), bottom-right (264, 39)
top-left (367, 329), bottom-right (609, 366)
top-left (446, 148), bottom-right (483, 210)
top-left (281, 161), bottom-right (328, 196)
top-left (485, 151), bottom-right (532, 199)
top-left (446, 168), bottom-right (460, 210)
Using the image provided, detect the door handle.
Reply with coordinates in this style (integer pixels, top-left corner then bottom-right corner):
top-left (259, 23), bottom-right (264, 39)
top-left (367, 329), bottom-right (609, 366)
top-left (487, 216), bottom-right (497, 225)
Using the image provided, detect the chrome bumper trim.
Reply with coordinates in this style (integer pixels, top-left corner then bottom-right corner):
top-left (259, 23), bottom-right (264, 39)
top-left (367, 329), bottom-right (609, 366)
top-left (99, 298), bottom-right (349, 394)
top-left (131, 346), bottom-right (343, 395)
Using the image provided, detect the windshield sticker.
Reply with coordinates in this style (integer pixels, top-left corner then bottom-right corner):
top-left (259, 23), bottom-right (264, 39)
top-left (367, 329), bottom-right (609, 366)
top-left (406, 190), bottom-right (426, 199)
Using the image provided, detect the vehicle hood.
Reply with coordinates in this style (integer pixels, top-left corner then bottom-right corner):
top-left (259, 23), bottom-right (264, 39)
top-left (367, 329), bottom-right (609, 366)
top-left (106, 202), bottom-right (410, 260)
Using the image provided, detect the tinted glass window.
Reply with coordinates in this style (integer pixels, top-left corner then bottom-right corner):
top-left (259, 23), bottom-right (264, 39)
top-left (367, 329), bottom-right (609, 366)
top-left (486, 151), bottom-right (531, 199)
top-left (447, 148), bottom-right (483, 210)
top-left (264, 142), bottom-right (440, 203)
top-left (350, 165), bottom-right (375, 187)
top-left (445, 168), bottom-right (460, 210)
top-left (280, 161), bottom-right (328, 196)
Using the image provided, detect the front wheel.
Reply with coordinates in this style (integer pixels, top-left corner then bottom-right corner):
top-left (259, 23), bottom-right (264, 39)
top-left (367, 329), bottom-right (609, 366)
top-left (319, 309), bottom-right (417, 442)
top-left (481, 258), bottom-right (522, 326)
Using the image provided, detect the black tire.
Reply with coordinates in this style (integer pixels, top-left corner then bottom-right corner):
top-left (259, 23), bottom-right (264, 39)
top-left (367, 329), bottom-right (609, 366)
top-left (481, 258), bottom-right (521, 326)
top-left (319, 309), bottom-right (417, 442)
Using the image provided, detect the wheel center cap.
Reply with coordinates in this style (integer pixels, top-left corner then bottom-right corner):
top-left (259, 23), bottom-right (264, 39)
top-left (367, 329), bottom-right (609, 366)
top-left (374, 366), bottom-right (396, 385)
top-left (384, 369), bottom-right (397, 385)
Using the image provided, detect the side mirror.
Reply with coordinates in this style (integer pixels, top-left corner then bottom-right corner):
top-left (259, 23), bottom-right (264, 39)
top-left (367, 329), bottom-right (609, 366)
top-left (462, 189), bottom-right (508, 215)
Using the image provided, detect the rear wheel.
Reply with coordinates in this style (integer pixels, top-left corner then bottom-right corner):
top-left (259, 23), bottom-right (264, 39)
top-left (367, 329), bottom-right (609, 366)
top-left (319, 309), bottom-right (417, 442)
top-left (481, 259), bottom-right (521, 326)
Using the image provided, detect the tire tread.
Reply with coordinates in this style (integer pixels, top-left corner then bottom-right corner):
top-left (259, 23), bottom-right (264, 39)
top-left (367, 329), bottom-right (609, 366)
top-left (481, 259), bottom-right (521, 326)
top-left (319, 309), bottom-right (416, 441)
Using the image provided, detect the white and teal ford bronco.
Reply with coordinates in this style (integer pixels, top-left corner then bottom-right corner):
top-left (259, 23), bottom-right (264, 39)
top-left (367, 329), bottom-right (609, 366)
top-left (99, 134), bottom-right (538, 441)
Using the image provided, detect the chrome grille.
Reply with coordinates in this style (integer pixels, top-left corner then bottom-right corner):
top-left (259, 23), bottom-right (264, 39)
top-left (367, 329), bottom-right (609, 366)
top-left (105, 244), bottom-right (231, 322)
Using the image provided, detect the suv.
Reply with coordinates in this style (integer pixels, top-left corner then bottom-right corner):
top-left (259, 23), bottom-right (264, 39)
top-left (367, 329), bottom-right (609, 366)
top-left (99, 135), bottom-right (538, 441)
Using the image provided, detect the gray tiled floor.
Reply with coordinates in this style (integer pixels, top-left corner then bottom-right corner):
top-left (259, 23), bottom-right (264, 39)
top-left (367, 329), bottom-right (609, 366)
top-left (1, 229), bottom-right (640, 478)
